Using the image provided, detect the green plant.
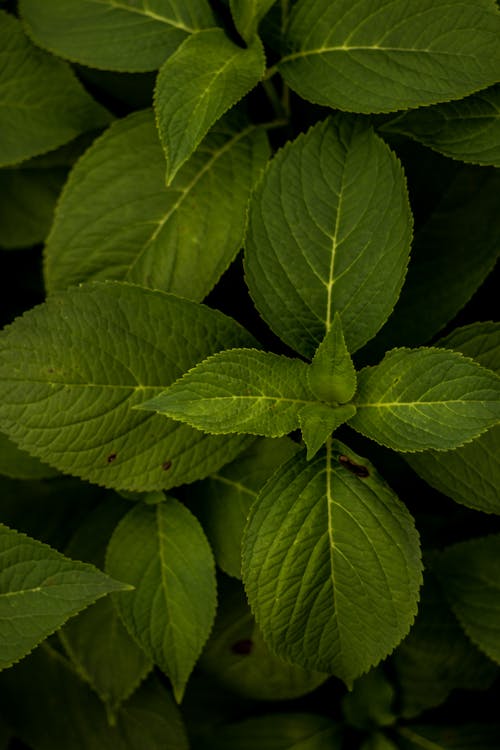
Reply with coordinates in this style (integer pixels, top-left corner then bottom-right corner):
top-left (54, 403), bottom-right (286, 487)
top-left (0, 1), bottom-right (499, 748)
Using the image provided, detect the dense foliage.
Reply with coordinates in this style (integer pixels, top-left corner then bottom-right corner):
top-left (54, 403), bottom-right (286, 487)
top-left (0, 1), bottom-right (499, 748)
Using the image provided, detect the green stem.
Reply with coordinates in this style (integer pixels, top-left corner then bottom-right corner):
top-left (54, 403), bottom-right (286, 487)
top-left (262, 64), bottom-right (279, 81)
top-left (262, 78), bottom-right (286, 118)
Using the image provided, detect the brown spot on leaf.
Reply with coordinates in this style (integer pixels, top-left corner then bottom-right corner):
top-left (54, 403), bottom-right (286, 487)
top-left (338, 454), bottom-right (369, 478)
top-left (107, 453), bottom-right (117, 464)
top-left (231, 639), bottom-right (253, 655)
top-left (162, 460), bottom-right (172, 471)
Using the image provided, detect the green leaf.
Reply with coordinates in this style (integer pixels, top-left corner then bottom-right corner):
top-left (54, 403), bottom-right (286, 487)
top-left (391, 570), bottom-right (497, 719)
top-left (307, 314), bottom-right (357, 404)
top-left (199, 577), bottom-right (327, 700)
top-left (105, 498), bottom-right (217, 701)
top-left (0, 523), bottom-right (129, 670)
top-left (190, 436), bottom-right (300, 579)
top-left (0, 282), bottom-right (256, 492)
top-left (361, 735), bottom-right (398, 750)
top-left (0, 646), bottom-right (190, 750)
top-left (433, 534), bottom-right (500, 666)
top-left (0, 432), bottom-right (58, 480)
top-left (299, 404), bottom-right (356, 460)
top-left (19, 0), bottom-right (215, 72)
top-left (155, 29), bottom-right (265, 183)
top-left (44, 110), bottom-right (269, 298)
top-left (0, 167), bottom-right (66, 249)
top-left (381, 85), bottom-right (500, 167)
top-left (350, 347), bottom-right (500, 452)
top-left (244, 115), bottom-right (412, 358)
top-left (342, 668), bottom-right (396, 730)
top-left (397, 724), bottom-right (500, 750)
top-left (359, 167), bottom-right (500, 356)
top-left (230, 0), bottom-right (277, 42)
top-left (279, 0), bottom-right (500, 113)
top-left (199, 714), bottom-right (343, 750)
top-left (0, 11), bottom-right (111, 167)
top-left (242, 440), bottom-right (422, 685)
top-left (407, 323), bottom-right (500, 513)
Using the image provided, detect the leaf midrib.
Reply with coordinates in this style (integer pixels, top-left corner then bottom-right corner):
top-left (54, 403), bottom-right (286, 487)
top-left (91, 0), bottom-right (200, 33)
top-left (281, 46), bottom-right (476, 64)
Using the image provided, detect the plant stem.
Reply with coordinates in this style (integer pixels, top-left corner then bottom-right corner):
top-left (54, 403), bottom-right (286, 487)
top-left (262, 78), bottom-right (286, 119)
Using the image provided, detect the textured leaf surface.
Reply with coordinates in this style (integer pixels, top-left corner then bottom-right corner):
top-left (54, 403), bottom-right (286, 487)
top-left (398, 724), bottom-right (500, 750)
top-left (242, 440), bottom-right (422, 684)
top-left (200, 714), bottom-right (342, 750)
top-left (360, 167), bottom-right (500, 356)
top-left (434, 535), bottom-right (500, 665)
top-left (299, 404), bottom-right (356, 460)
top-left (0, 646), bottom-right (189, 750)
top-left (0, 11), bottom-right (111, 167)
top-left (199, 577), bottom-right (327, 700)
top-left (0, 523), bottom-right (129, 670)
top-left (155, 29), bottom-right (265, 182)
top-left (350, 348), bottom-right (500, 452)
top-left (407, 323), bottom-right (500, 513)
top-left (280, 0), bottom-right (500, 113)
top-left (190, 437), bottom-right (299, 578)
top-left (244, 115), bottom-right (412, 358)
top-left (230, 0), bottom-right (277, 42)
top-left (0, 433), bottom-right (58, 480)
top-left (45, 110), bottom-right (269, 298)
top-left (19, 0), bottom-right (215, 72)
top-left (307, 314), bottom-right (356, 404)
top-left (391, 571), bottom-right (497, 719)
top-left (106, 498), bottom-right (216, 701)
top-left (382, 85), bottom-right (500, 167)
top-left (0, 282), bottom-right (255, 491)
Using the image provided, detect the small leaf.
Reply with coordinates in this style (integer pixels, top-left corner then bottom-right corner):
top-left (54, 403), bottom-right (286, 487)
top-left (279, 0), bottom-right (500, 113)
top-left (0, 282), bottom-right (256, 492)
top-left (242, 440), bottom-right (422, 685)
top-left (299, 403), bottom-right (356, 460)
top-left (230, 0), bottom-right (277, 42)
top-left (307, 314), bottom-right (357, 404)
top-left (19, 0), bottom-right (215, 72)
top-left (407, 323), bottom-right (500, 513)
top-left (381, 84), bottom-right (500, 167)
top-left (44, 110), bottom-right (269, 299)
top-left (105, 498), bottom-right (217, 702)
top-left (155, 29), bottom-right (265, 183)
top-left (433, 534), bottom-right (500, 666)
top-left (0, 523), bottom-right (129, 670)
top-left (0, 11), bottom-right (111, 167)
top-left (350, 347), bottom-right (500, 452)
top-left (244, 114), bottom-right (412, 357)
top-left (190, 436), bottom-right (300, 579)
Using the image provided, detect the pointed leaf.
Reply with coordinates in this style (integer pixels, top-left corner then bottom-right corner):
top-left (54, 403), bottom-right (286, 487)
top-left (407, 323), bottom-right (500, 513)
top-left (279, 0), bottom-right (500, 113)
top-left (0, 523), bottom-right (129, 670)
top-left (244, 115), bottom-right (412, 358)
top-left (299, 403), bottom-right (356, 460)
top-left (308, 314), bottom-right (357, 404)
top-left (190, 436), bottom-right (299, 578)
top-left (434, 534), bottom-right (500, 665)
top-left (44, 110), bottom-right (269, 298)
top-left (140, 348), bottom-right (320, 437)
top-left (350, 347), bottom-right (500, 452)
top-left (155, 29), bottom-right (265, 183)
top-left (230, 0), bottom-right (277, 42)
top-left (0, 11), bottom-right (111, 167)
top-left (242, 440), bottom-right (422, 685)
top-left (105, 498), bottom-right (217, 701)
top-left (19, 0), bottom-right (215, 72)
top-left (381, 84), bottom-right (500, 167)
top-left (200, 714), bottom-right (343, 750)
top-left (0, 282), bottom-right (256, 492)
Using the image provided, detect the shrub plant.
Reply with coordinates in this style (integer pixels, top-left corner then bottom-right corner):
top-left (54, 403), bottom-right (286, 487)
top-left (0, 1), bottom-right (499, 748)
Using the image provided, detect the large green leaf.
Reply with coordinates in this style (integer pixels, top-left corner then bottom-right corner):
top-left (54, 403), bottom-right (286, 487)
top-left (230, 0), bottom-right (277, 42)
top-left (19, 0), bottom-right (215, 72)
top-left (44, 110), bottom-right (269, 298)
top-left (106, 498), bottom-right (216, 701)
top-left (350, 347), bottom-right (500, 452)
top-left (189, 436), bottom-right (299, 578)
top-left (397, 724), bottom-right (500, 750)
top-left (0, 432), bottom-right (58, 480)
top-left (155, 29), bottom-right (265, 183)
top-left (434, 535), bottom-right (500, 666)
top-left (0, 646), bottom-right (189, 750)
top-left (391, 571), bottom-right (497, 718)
top-left (407, 323), bottom-right (500, 513)
top-left (242, 440), bottom-right (422, 685)
top-left (279, 0), bottom-right (500, 113)
top-left (0, 523), bottom-right (129, 670)
top-left (359, 167), bottom-right (500, 356)
top-left (0, 11), bottom-right (111, 167)
top-left (0, 282), bottom-right (256, 491)
top-left (381, 85), bottom-right (500, 167)
top-left (244, 115), bottom-right (412, 358)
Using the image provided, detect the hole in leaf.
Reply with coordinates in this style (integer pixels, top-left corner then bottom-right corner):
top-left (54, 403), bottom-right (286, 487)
top-left (107, 453), bottom-right (117, 464)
